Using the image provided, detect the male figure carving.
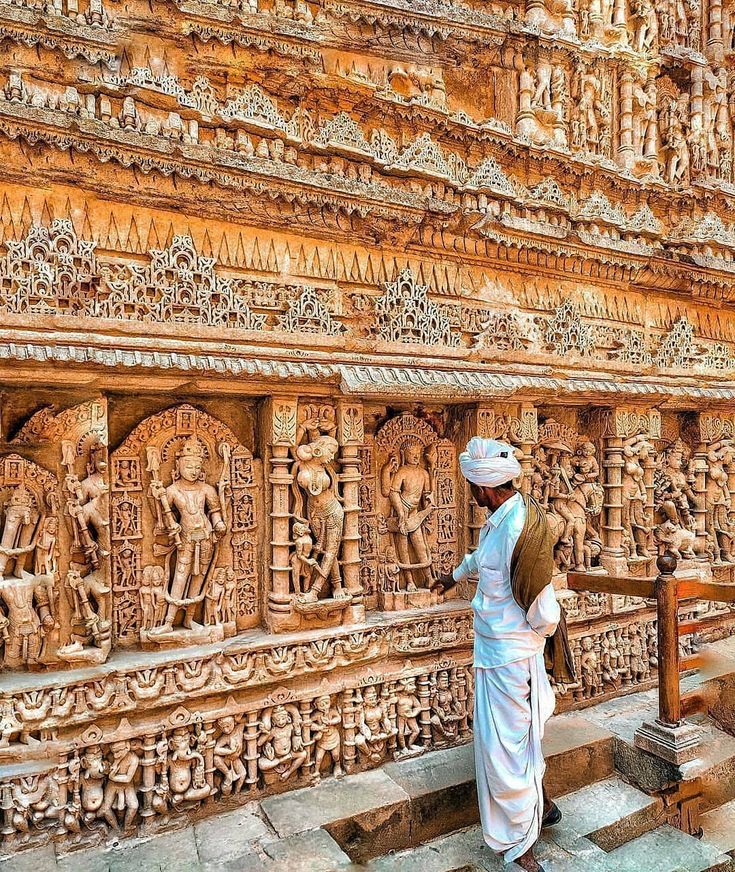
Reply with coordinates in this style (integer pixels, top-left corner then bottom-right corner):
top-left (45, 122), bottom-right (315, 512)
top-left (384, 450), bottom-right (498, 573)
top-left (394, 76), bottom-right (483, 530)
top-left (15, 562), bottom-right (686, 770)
top-left (149, 437), bottom-right (226, 634)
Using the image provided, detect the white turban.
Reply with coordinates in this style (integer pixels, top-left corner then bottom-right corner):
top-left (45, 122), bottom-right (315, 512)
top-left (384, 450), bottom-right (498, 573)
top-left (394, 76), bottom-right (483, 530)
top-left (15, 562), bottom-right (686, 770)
top-left (459, 437), bottom-right (521, 488)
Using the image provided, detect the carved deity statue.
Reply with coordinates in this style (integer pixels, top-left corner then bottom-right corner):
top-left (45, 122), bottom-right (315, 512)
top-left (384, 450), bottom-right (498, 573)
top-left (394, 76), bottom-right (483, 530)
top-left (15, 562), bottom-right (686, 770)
top-left (430, 670), bottom-right (464, 744)
top-left (380, 439), bottom-right (436, 590)
top-left (633, 78), bottom-right (657, 159)
top-left (147, 437), bottom-right (228, 636)
top-left (289, 519), bottom-right (315, 594)
top-left (0, 478), bottom-right (57, 670)
top-left (621, 434), bottom-right (654, 559)
top-left (654, 438), bottom-right (697, 558)
top-left (290, 423), bottom-right (345, 603)
top-left (354, 685), bottom-right (396, 763)
top-left (395, 677), bottom-right (422, 756)
top-left (99, 740), bottom-right (140, 830)
top-left (311, 694), bottom-right (343, 782)
top-left (213, 716), bottom-right (247, 796)
top-left (630, 0), bottom-right (658, 51)
top-left (662, 94), bottom-right (690, 185)
top-left (705, 440), bottom-right (735, 563)
top-left (534, 429), bottom-right (603, 572)
top-left (79, 745), bottom-right (106, 824)
top-left (257, 704), bottom-right (307, 783)
top-left (61, 439), bottom-right (110, 569)
top-left (160, 727), bottom-right (211, 806)
top-left (572, 65), bottom-right (609, 156)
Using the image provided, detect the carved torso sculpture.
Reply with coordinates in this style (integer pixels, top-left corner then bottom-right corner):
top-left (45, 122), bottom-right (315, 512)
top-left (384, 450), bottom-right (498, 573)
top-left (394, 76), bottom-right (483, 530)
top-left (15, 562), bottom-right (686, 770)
top-left (311, 694), bottom-right (343, 781)
top-left (705, 440), bottom-right (735, 563)
top-left (0, 484), bottom-right (56, 669)
top-left (654, 439), bottom-right (697, 558)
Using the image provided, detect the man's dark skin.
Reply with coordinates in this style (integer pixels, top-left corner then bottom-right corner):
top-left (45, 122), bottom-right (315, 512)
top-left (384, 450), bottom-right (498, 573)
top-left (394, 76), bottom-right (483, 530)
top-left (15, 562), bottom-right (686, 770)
top-left (436, 480), bottom-right (560, 872)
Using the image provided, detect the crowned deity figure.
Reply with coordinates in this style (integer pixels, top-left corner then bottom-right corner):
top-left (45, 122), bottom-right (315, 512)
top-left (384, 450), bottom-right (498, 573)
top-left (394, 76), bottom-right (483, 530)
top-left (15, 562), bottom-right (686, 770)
top-left (148, 437), bottom-right (227, 635)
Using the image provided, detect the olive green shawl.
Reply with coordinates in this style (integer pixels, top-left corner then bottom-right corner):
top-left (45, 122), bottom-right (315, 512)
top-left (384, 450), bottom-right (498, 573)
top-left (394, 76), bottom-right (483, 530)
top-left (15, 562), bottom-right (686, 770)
top-left (510, 494), bottom-right (576, 683)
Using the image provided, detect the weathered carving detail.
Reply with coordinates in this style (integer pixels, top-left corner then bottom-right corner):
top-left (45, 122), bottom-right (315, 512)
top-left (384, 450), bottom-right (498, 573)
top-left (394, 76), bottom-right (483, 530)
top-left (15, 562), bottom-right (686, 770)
top-left (0, 662), bottom-right (472, 845)
top-left (371, 270), bottom-right (459, 347)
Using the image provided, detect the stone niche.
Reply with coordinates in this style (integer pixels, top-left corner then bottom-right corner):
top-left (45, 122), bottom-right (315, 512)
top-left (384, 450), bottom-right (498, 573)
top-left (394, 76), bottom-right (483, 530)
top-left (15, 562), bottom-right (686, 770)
top-left (109, 402), bottom-right (262, 650)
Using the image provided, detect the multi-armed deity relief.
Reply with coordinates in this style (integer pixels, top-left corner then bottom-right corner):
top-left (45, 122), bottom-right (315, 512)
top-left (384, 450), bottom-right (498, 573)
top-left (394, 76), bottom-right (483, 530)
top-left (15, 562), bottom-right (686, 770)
top-left (530, 419), bottom-right (604, 576)
top-left (0, 457), bottom-right (59, 671)
top-left (110, 404), bottom-right (261, 648)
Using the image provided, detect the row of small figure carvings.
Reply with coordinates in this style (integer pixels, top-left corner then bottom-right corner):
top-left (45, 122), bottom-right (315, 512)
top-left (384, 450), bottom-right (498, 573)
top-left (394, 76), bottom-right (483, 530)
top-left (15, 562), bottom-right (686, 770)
top-left (4, 0), bottom-right (725, 61)
top-left (0, 664), bottom-right (473, 850)
top-left (2, 220), bottom-right (735, 371)
top-left (10, 60), bottom-right (735, 230)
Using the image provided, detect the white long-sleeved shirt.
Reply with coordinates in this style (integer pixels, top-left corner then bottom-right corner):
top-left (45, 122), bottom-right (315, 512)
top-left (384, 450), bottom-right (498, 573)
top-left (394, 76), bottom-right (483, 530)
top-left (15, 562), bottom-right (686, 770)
top-left (453, 491), bottom-right (560, 669)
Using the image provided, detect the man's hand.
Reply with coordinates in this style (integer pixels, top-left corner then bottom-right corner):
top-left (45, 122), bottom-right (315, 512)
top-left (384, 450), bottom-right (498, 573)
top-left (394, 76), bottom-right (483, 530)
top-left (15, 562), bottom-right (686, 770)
top-left (432, 573), bottom-right (458, 594)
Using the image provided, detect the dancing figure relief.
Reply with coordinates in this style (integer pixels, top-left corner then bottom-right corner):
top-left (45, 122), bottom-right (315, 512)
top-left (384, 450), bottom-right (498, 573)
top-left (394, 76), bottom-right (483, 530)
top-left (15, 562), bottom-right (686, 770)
top-left (290, 409), bottom-right (347, 605)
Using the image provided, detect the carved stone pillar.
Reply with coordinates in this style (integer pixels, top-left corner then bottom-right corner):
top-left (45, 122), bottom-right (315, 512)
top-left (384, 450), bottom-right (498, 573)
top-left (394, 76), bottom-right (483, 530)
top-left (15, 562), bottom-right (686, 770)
top-left (692, 430), bottom-right (709, 559)
top-left (265, 396), bottom-right (298, 632)
top-left (618, 68), bottom-right (635, 169)
top-left (601, 411), bottom-right (626, 576)
top-left (336, 400), bottom-right (366, 624)
top-left (708, 0), bottom-right (724, 62)
top-left (515, 404), bottom-right (539, 496)
top-left (600, 408), bottom-right (661, 576)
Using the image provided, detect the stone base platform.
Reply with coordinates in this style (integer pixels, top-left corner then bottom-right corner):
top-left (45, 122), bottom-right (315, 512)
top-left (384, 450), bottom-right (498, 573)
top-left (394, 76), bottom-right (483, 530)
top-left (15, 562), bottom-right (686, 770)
top-left (7, 637), bottom-right (735, 872)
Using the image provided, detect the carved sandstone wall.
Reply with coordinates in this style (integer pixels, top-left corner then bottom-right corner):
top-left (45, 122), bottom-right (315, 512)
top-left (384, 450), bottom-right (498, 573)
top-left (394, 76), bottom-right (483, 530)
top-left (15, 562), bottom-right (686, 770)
top-left (1, 0), bottom-right (735, 855)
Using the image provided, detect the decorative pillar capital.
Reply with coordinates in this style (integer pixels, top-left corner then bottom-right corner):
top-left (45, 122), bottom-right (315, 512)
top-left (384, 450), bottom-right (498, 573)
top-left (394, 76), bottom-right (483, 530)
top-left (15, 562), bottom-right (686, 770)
top-left (600, 407), bottom-right (661, 440)
top-left (699, 411), bottom-right (735, 444)
top-left (336, 400), bottom-right (364, 447)
top-left (266, 396), bottom-right (299, 446)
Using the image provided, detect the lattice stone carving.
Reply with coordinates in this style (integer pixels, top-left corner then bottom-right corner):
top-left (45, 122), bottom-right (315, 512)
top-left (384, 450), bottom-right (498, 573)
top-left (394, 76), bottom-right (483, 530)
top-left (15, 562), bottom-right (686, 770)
top-left (219, 85), bottom-right (288, 132)
top-left (615, 330), bottom-right (653, 366)
top-left (277, 286), bottom-right (345, 335)
top-left (180, 75), bottom-right (220, 116)
top-left (390, 133), bottom-right (452, 179)
top-left (699, 342), bottom-right (735, 372)
top-left (528, 178), bottom-right (571, 210)
top-left (473, 311), bottom-right (527, 351)
top-left (0, 220), bottom-right (97, 316)
top-left (372, 269), bottom-right (459, 346)
top-left (465, 158), bottom-right (518, 198)
top-left (542, 300), bottom-right (597, 356)
top-left (314, 112), bottom-right (371, 154)
top-left (99, 237), bottom-right (266, 330)
top-left (654, 317), bottom-right (701, 369)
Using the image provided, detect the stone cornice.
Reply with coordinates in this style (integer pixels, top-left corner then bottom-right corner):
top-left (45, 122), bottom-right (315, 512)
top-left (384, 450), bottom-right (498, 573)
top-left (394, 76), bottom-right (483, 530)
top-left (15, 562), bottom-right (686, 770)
top-left (1, 335), bottom-right (735, 406)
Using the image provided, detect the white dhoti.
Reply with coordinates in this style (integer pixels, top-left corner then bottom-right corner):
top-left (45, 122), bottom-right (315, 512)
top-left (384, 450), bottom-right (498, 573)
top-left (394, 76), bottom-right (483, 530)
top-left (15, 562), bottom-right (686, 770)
top-left (474, 651), bottom-right (556, 862)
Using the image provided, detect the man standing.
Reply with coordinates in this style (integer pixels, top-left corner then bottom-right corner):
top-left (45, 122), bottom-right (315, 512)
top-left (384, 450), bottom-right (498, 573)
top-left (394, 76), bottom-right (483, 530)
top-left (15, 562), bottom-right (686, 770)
top-left (446, 437), bottom-right (575, 872)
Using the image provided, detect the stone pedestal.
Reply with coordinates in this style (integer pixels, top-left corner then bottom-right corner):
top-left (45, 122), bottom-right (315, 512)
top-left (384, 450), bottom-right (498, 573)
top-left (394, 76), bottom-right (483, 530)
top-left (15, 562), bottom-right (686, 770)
top-left (633, 719), bottom-right (702, 765)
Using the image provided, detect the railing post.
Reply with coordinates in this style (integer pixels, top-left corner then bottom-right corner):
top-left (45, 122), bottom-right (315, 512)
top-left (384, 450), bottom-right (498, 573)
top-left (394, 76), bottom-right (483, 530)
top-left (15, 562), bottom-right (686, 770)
top-left (655, 551), bottom-right (681, 727)
top-left (634, 550), bottom-right (702, 765)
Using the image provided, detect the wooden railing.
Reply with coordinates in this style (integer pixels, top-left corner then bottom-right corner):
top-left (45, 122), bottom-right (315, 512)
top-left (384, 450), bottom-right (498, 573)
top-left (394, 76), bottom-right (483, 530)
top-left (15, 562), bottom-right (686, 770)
top-left (568, 552), bottom-right (735, 764)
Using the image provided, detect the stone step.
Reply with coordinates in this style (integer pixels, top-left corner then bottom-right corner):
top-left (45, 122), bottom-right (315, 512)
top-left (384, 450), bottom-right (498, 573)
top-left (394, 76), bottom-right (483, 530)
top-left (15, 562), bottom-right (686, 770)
top-left (700, 798), bottom-right (735, 856)
top-left (602, 825), bottom-right (735, 872)
top-left (553, 775), bottom-right (664, 850)
top-left (365, 821), bottom-right (735, 872)
top-left (260, 717), bottom-right (615, 865)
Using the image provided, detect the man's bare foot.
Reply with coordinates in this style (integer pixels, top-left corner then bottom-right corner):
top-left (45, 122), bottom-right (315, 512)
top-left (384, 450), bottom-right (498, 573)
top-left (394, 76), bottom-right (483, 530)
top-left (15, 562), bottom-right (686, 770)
top-left (515, 848), bottom-right (542, 872)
